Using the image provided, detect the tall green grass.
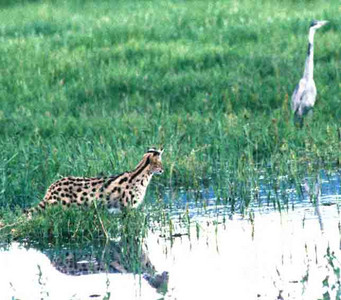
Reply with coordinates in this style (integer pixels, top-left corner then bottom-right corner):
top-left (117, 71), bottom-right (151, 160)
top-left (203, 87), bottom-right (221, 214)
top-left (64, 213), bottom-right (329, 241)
top-left (0, 0), bottom-right (340, 242)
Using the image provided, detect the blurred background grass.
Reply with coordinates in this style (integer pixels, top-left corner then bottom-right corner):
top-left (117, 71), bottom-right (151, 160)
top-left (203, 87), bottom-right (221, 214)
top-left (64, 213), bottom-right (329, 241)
top-left (0, 0), bottom-right (340, 213)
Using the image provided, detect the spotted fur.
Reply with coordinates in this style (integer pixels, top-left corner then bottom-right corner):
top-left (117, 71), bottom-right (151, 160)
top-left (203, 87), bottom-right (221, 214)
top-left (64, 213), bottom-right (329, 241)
top-left (26, 148), bottom-right (164, 215)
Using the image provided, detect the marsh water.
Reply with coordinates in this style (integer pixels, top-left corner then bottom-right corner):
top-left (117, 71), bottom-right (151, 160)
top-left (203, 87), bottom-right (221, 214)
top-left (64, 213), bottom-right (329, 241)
top-left (1, 171), bottom-right (340, 300)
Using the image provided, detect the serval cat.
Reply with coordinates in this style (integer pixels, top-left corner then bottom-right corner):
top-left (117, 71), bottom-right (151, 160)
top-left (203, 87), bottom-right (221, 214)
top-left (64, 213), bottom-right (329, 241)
top-left (26, 148), bottom-right (164, 215)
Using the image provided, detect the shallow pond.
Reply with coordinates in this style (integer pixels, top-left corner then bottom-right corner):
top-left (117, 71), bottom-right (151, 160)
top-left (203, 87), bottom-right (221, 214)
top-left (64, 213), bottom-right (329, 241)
top-left (1, 171), bottom-right (340, 299)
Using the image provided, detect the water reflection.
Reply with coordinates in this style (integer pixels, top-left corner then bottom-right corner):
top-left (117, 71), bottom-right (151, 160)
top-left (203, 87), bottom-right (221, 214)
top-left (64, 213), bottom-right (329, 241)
top-left (0, 240), bottom-right (168, 299)
top-left (44, 240), bottom-right (168, 291)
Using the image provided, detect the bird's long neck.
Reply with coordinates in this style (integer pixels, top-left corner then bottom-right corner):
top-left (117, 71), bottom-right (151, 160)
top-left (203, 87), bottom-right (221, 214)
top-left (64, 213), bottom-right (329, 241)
top-left (303, 28), bottom-right (315, 80)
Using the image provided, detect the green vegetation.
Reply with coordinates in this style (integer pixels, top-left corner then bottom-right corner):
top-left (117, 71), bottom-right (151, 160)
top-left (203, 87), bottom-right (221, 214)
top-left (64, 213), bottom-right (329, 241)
top-left (1, 0), bottom-right (340, 243)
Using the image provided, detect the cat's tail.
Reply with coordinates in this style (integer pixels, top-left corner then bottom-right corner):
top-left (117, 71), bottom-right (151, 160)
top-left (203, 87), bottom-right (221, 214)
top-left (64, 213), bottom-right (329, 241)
top-left (23, 200), bottom-right (46, 219)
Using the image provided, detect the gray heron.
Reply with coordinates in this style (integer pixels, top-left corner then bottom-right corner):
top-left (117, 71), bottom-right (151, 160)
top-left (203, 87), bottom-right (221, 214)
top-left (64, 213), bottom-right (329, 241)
top-left (291, 20), bottom-right (328, 124)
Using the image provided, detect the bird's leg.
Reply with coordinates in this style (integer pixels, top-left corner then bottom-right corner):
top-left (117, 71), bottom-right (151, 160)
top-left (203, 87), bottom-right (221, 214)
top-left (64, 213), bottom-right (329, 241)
top-left (294, 113), bottom-right (304, 128)
top-left (304, 109), bottom-right (314, 127)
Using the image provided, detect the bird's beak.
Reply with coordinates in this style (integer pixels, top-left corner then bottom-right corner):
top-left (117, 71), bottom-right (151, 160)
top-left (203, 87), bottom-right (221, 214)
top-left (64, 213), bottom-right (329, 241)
top-left (320, 20), bottom-right (329, 26)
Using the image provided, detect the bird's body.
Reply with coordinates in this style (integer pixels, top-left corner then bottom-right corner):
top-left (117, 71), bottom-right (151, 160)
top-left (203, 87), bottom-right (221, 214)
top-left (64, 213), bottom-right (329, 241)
top-left (291, 20), bottom-right (328, 123)
top-left (291, 77), bottom-right (317, 117)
